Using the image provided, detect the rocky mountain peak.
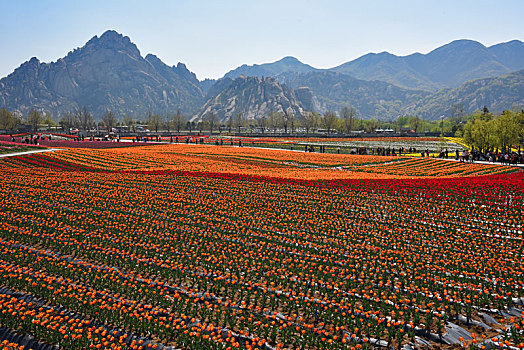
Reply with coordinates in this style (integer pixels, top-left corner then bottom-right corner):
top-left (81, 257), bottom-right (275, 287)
top-left (84, 30), bottom-right (140, 57)
top-left (0, 30), bottom-right (205, 118)
top-left (27, 57), bottom-right (40, 65)
top-left (145, 53), bottom-right (162, 64)
top-left (193, 75), bottom-right (304, 123)
top-left (9, 57), bottom-right (41, 81)
top-left (176, 62), bottom-right (189, 71)
top-left (279, 56), bottom-right (301, 63)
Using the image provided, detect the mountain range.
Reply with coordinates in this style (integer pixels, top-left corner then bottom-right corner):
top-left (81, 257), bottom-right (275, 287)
top-left (0, 31), bottom-right (205, 119)
top-left (1, 30), bottom-right (523, 122)
top-left (222, 39), bottom-right (524, 92)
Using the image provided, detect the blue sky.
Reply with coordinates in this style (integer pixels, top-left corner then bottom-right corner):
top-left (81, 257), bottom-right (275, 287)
top-left (1, 0), bottom-right (523, 80)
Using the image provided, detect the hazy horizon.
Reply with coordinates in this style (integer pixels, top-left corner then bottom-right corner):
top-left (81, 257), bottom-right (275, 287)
top-left (1, 0), bottom-right (523, 80)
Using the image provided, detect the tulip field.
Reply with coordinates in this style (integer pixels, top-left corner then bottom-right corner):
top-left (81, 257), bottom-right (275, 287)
top-left (0, 143), bottom-right (523, 350)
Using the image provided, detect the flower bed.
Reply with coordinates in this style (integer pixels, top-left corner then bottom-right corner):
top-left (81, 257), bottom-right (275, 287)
top-left (0, 159), bottom-right (522, 349)
top-left (40, 144), bottom-right (514, 179)
top-left (0, 141), bottom-right (43, 154)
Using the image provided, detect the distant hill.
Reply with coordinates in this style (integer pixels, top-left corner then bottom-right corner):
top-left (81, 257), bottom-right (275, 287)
top-left (0, 30), bottom-right (205, 119)
top-left (331, 52), bottom-right (442, 91)
top-left (406, 70), bottom-right (524, 118)
top-left (193, 76), bottom-right (305, 123)
top-left (489, 40), bottom-right (524, 71)
top-left (333, 40), bottom-right (524, 91)
top-left (223, 39), bottom-right (524, 92)
top-left (223, 56), bottom-right (318, 80)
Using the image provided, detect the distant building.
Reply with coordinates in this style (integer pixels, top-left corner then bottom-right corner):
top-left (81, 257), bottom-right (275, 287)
top-left (399, 127), bottom-right (415, 134)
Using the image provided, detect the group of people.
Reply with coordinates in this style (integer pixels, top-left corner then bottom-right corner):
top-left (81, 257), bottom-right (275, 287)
top-left (11, 134), bottom-right (44, 145)
top-left (457, 149), bottom-right (523, 165)
top-left (134, 135), bottom-right (160, 142)
top-left (433, 148), bottom-right (523, 166)
top-left (375, 147), bottom-right (409, 156)
top-left (305, 145), bottom-right (331, 153)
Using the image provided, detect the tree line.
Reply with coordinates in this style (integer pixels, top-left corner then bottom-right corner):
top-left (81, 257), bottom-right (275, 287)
top-left (462, 108), bottom-right (524, 153)
top-left (0, 106), bottom-right (444, 134)
top-left (1, 106), bottom-right (522, 150)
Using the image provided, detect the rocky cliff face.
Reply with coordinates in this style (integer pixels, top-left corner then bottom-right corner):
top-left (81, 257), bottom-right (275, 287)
top-left (278, 71), bottom-right (429, 118)
top-left (0, 30), bottom-right (205, 119)
top-left (193, 76), bottom-right (304, 123)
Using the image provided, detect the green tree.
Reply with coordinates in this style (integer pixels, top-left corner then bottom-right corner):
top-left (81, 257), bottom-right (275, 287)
top-left (0, 108), bottom-right (17, 131)
top-left (463, 115), bottom-right (492, 152)
top-left (492, 110), bottom-right (520, 152)
top-left (396, 116), bottom-right (409, 128)
top-left (27, 109), bottom-right (43, 132)
top-left (43, 113), bottom-right (57, 130)
top-left (517, 109), bottom-right (524, 149)
top-left (186, 121), bottom-right (194, 133)
top-left (365, 118), bottom-right (379, 133)
top-left (408, 116), bottom-right (422, 133)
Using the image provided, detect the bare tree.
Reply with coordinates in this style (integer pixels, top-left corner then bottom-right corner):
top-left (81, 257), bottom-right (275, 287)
top-left (60, 111), bottom-right (76, 132)
top-left (172, 109), bottom-right (186, 134)
top-left (202, 112), bottom-right (217, 134)
top-left (321, 111), bottom-right (338, 134)
top-left (450, 103), bottom-right (465, 118)
top-left (341, 106), bottom-right (356, 134)
top-left (43, 113), bottom-right (56, 130)
top-left (123, 115), bottom-right (135, 132)
top-left (234, 112), bottom-right (245, 134)
top-left (303, 111), bottom-right (319, 134)
top-left (227, 114), bottom-right (234, 133)
top-left (148, 111), bottom-right (162, 133)
top-left (269, 111), bottom-right (283, 133)
top-left (76, 106), bottom-right (93, 131)
top-left (27, 109), bottom-right (43, 132)
top-left (102, 110), bottom-right (117, 132)
top-left (255, 115), bottom-right (268, 133)
top-left (283, 109), bottom-right (296, 134)
top-left (163, 114), bottom-right (170, 132)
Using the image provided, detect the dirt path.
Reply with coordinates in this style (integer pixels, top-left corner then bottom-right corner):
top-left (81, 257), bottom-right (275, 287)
top-left (0, 148), bottom-right (62, 159)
